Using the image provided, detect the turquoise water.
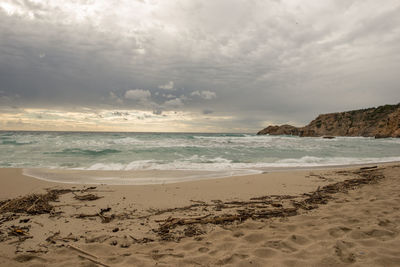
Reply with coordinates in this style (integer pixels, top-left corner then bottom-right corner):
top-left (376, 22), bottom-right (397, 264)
top-left (1, 131), bottom-right (400, 172)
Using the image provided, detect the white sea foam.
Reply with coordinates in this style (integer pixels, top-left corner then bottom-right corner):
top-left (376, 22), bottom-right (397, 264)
top-left (108, 137), bottom-right (141, 145)
top-left (23, 168), bottom-right (261, 185)
top-left (80, 156), bottom-right (400, 172)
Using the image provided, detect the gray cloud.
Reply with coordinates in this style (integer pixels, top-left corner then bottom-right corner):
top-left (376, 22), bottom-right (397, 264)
top-left (124, 89), bottom-right (151, 101)
top-left (191, 90), bottom-right (217, 100)
top-left (0, 0), bottom-right (399, 132)
top-left (202, 109), bottom-right (214, 115)
top-left (158, 81), bottom-right (175, 90)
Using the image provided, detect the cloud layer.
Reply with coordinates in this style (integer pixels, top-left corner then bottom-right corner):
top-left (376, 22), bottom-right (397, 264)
top-left (0, 0), bottom-right (399, 132)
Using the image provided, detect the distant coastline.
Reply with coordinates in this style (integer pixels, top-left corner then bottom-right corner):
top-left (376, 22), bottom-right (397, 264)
top-left (258, 103), bottom-right (400, 138)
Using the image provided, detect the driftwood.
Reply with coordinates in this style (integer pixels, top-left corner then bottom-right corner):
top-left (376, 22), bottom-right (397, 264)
top-left (68, 244), bottom-right (110, 267)
top-left (68, 244), bottom-right (99, 258)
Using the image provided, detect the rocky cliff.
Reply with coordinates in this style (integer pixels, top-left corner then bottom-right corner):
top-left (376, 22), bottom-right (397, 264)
top-left (257, 103), bottom-right (400, 138)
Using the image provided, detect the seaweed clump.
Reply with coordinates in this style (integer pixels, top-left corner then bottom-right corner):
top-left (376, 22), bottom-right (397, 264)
top-left (0, 189), bottom-right (73, 215)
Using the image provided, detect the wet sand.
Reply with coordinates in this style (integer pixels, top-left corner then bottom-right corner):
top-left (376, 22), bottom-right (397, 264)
top-left (0, 163), bottom-right (400, 266)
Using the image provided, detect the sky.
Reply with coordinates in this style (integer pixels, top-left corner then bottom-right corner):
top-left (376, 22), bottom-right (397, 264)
top-left (0, 0), bottom-right (399, 132)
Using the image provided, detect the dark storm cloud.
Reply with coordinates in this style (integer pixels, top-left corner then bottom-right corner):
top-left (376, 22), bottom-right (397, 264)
top-left (0, 0), bottom-right (400, 131)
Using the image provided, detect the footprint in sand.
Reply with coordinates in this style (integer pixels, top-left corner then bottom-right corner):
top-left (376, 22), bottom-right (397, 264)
top-left (198, 247), bottom-right (209, 253)
top-left (288, 234), bottom-right (310, 245)
top-left (216, 253), bottom-right (249, 265)
top-left (242, 232), bottom-right (267, 243)
top-left (253, 248), bottom-right (278, 258)
top-left (334, 240), bottom-right (356, 264)
top-left (363, 228), bottom-right (396, 240)
top-left (232, 230), bottom-right (245, 238)
top-left (349, 230), bottom-right (369, 240)
top-left (14, 254), bottom-right (46, 263)
top-left (180, 241), bottom-right (200, 251)
top-left (263, 240), bottom-right (297, 253)
top-left (328, 226), bottom-right (352, 238)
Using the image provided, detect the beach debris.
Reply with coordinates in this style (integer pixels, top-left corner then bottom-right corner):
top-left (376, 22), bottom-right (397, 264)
top-left (68, 244), bottom-right (111, 267)
top-left (0, 189), bottom-right (74, 215)
top-left (68, 244), bottom-right (98, 258)
top-left (153, 167), bottom-right (385, 241)
top-left (147, 202), bottom-right (208, 217)
top-left (81, 186), bottom-right (97, 192)
top-left (157, 207), bottom-right (298, 240)
top-left (19, 218), bottom-right (30, 223)
top-left (85, 234), bottom-right (110, 243)
top-left (45, 231), bottom-right (78, 244)
top-left (7, 225), bottom-right (33, 243)
top-left (359, 166), bottom-right (378, 170)
top-left (73, 193), bottom-right (102, 201)
top-left (46, 231), bottom-right (60, 244)
top-left (129, 235), bottom-right (154, 244)
top-left (0, 213), bottom-right (19, 225)
top-left (75, 207), bottom-right (114, 223)
top-left (9, 227), bottom-right (29, 237)
top-left (33, 221), bottom-right (44, 227)
top-left (0, 166), bottom-right (387, 250)
top-left (184, 225), bottom-right (205, 237)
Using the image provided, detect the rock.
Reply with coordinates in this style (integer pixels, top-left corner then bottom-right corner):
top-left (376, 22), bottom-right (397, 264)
top-left (257, 103), bottom-right (400, 138)
top-left (257, 125), bottom-right (299, 135)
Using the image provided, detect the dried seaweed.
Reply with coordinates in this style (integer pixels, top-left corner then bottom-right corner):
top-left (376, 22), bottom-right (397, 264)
top-left (0, 189), bottom-right (74, 215)
top-left (155, 167), bottom-right (385, 240)
top-left (0, 166), bottom-right (387, 246)
top-left (73, 194), bottom-right (102, 201)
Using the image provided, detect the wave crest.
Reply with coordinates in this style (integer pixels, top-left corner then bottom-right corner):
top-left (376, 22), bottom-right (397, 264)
top-left (50, 148), bottom-right (121, 156)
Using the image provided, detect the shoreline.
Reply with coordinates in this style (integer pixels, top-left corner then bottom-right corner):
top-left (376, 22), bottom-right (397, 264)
top-left (2, 159), bottom-right (398, 186)
top-left (1, 163), bottom-right (400, 266)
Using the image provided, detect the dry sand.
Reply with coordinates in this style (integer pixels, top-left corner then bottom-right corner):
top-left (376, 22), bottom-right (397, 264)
top-left (0, 163), bottom-right (399, 266)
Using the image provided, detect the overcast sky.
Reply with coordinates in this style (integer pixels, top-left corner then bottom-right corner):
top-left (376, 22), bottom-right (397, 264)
top-left (0, 0), bottom-right (399, 132)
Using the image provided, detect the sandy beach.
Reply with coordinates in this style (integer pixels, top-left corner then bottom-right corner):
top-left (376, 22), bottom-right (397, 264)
top-left (0, 163), bottom-right (400, 266)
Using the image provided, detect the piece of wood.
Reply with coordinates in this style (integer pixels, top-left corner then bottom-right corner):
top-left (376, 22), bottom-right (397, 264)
top-left (0, 200), bottom-right (12, 211)
top-left (68, 244), bottom-right (99, 259)
top-left (27, 197), bottom-right (41, 212)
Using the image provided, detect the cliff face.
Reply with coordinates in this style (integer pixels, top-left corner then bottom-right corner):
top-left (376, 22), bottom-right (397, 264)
top-left (257, 125), bottom-right (300, 136)
top-left (257, 103), bottom-right (400, 138)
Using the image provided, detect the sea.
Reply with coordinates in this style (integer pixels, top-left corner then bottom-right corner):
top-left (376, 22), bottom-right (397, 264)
top-left (1, 131), bottom-right (400, 184)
